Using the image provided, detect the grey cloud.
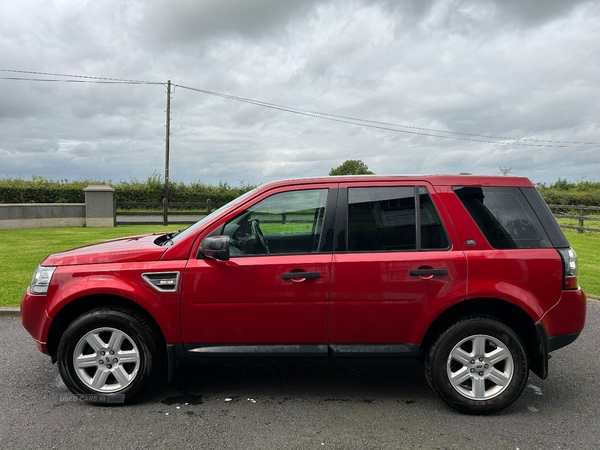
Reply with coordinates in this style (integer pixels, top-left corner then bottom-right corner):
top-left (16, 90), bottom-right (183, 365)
top-left (140, 0), bottom-right (321, 43)
top-left (491, 0), bottom-right (595, 26)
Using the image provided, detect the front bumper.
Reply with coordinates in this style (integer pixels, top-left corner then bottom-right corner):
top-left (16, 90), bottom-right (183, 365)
top-left (20, 288), bottom-right (51, 354)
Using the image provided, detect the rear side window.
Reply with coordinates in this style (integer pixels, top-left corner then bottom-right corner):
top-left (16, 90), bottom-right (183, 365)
top-left (346, 186), bottom-right (449, 252)
top-left (454, 186), bottom-right (553, 249)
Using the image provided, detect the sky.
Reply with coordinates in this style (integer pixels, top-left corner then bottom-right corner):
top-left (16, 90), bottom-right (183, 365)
top-left (1, 0), bottom-right (599, 187)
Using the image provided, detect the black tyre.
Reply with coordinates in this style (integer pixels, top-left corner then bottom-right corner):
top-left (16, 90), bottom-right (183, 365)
top-left (425, 316), bottom-right (528, 415)
top-left (57, 308), bottom-right (165, 403)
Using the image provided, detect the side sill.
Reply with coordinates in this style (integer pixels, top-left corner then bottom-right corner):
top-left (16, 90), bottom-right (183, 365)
top-left (329, 344), bottom-right (419, 365)
top-left (184, 344), bottom-right (329, 365)
top-left (182, 343), bottom-right (420, 366)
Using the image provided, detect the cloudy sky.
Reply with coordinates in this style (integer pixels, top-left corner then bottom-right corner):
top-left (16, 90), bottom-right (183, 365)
top-left (1, 0), bottom-right (599, 186)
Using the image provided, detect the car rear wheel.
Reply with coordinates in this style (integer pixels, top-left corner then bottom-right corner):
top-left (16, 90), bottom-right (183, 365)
top-left (57, 308), bottom-right (165, 403)
top-left (425, 316), bottom-right (529, 415)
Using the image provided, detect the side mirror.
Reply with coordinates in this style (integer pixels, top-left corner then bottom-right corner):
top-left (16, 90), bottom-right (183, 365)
top-left (198, 236), bottom-right (230, 261)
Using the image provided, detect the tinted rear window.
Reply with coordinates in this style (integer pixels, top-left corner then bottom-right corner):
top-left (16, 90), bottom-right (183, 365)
top-left (347, 186), bottom-right (449, 252)
top-left (454, 186), bottom-right (553, 249)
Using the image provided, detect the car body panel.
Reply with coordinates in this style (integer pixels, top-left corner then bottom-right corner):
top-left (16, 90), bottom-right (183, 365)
top-left (181, 254), bottom-right (332, 344)
top-left (41, 234), bottom-right (167, 266)
top-left (464, 249), bottom-right (563, 319)
top-left (22, 259), bottom-right (186, 348)
top-left (541, 288), bottom-right (587, 340)
top-left (329, 250), bottom-right (467, 344)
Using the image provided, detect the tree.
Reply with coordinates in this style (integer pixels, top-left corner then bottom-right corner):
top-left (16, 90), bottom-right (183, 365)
top-left (329, 159), bottom-right (374, 176)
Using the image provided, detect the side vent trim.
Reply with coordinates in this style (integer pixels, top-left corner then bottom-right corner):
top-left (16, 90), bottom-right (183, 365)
top-left (141, 272), bottom-right (181, 293)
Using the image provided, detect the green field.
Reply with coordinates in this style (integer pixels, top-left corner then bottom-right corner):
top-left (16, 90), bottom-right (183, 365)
top-left (0, 226), bottom-right (598, 307)
top-left (0, 225), bottom-right (168, 307)
top-left (563, 229), bottom-right (600, 297)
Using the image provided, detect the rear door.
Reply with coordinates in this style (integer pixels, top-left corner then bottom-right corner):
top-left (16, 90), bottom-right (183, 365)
top-left (328, 182), bottom-right (467, 361)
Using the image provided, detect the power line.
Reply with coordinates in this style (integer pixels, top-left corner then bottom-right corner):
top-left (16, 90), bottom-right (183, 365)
top-left (0, 69), bottom-right (162, 85)
top-left (1, 69), bottom-right (598, 148)
top-left (175, 84), bottom-right (591, 148)
top-left (174, 84), bottom-right (598, 148)
top-left (0, 76), bottom-right (162, 85)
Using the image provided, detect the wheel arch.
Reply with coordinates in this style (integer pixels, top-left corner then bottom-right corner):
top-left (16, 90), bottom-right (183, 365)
top-left (420, 297), bottom-right (545, 376)
top-left (46, 294), bottom-right (166, 362)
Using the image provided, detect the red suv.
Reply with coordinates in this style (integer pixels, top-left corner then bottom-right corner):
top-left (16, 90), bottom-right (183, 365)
top-left (21, 175), bottom-right (586, 414)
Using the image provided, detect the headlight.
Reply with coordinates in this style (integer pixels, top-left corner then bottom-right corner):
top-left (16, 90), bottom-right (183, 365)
top-left (30, 266), bottom-right (57, 295)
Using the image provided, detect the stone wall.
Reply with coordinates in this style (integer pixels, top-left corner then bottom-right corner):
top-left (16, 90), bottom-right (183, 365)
top-left (0, 185), bottom-right (114, 229)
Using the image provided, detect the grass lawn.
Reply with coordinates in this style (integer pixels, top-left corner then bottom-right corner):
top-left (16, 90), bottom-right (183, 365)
top-left (1, 226), bottom-right (598, 307)
top-left (563, 229), bottom-right (600, 298)
top-left (0, 225), bottom-right (171, 307)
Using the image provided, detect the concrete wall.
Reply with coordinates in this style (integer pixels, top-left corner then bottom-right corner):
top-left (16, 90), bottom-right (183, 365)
top-left (0, 185), bottom-right (115, 230)
top-left (0, 204), bottom-right (86, 229)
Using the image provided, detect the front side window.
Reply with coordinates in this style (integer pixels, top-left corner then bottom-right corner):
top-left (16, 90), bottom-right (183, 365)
top-left (223, 189), bottom-right (329, 256)
top-left (346, 186), bottom-right (449, 252)
top-left (454, 186), bottom-right (552, 249)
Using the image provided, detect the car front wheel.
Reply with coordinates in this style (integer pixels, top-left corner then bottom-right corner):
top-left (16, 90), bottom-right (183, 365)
top-left (57, 308), bottom-right (165, 403)
top-left (425, 316), bottom-right (529, 415)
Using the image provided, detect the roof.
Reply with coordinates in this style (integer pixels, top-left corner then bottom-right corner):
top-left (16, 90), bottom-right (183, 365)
top-left (256, 174), bottom-right (535, 190)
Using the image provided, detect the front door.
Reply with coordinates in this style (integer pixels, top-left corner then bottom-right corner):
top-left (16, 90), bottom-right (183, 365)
top-left (181, 186), bottom-right (336, 360)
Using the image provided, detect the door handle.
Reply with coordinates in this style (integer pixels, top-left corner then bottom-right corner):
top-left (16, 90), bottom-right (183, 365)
top-left (282, 272), bottom-right (321, 280)
top-left (409, 269), bottom-right (448, 276)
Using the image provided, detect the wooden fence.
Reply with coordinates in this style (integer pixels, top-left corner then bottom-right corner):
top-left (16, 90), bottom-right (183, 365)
top-left (548, 205), bottom-right (600, 233)
top-left (115, 199), bottom-right (224, 226)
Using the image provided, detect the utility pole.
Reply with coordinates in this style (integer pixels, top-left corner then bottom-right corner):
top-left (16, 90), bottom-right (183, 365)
top-left (500, 166), bottom-right (513, 176)
top-left (163, 80), bottom-right (171, 226)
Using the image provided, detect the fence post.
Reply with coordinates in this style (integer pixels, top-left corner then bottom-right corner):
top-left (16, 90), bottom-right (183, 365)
top-left (206, 199), bottom-right (212, 214)
top-left (162, 198), bottom-right (168, 227)
top-left (578, 207), bottom-right (584, 234)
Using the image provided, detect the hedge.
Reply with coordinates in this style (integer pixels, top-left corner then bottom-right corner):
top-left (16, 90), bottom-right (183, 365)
top-left (0, 175), bottom-right (256, 205)
top-left (535, 179), bottom-right (600, 207)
